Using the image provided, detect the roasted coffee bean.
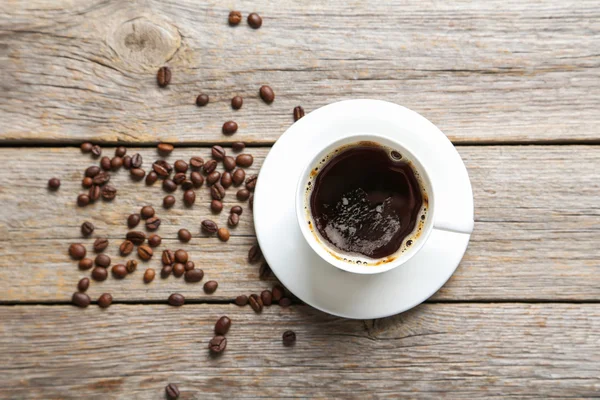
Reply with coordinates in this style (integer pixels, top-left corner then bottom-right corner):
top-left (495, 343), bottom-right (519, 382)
top-left (168, 293), bottom-right (185, 306)
top-left (88, 185), bottom-right (100, 202)
top-left (184, 268), bottom-right (204, 282)
top-left (126, 259), bottom-right (138, 273)
top-left (231, 96), bottom-right (243, 110)
top-left (217, 227), bottom-right (230, 242)
top-left (85, 166), bottom-right (100, 178)
top-left (126, 231), bottom-right (146, 246)
top-left (272, 285), bottom-right (285, 302)
top-left (145, 171), bottom-right (158, 185)
top-left (158, 143), bottom-right (174, 155)
top-left (82, 177), bottom-right (93, 188)
top-left (78, 278), bottom-right (90, 292)
top-left (95, 253), bottom-right (111, 267)
top-left (171, 172), bottom-right (185, 185)
top-left (249, 193), bottom-right (254, 210)
top-left (245, 175), bottom-right (257, 191)
top-left (138, 244), bottom-right (153, 260)
top-left (181, 179), bottom-right (194, 191)
top-left (189, 156), bottom-right (204, 169)
top-left (91, 144), bottom-right (102, 157)
top-left (231, 205), bottom-right (243, 215)
top-left (235, 295), bottom-right (248, 306)
top-left (201, 219), bottom-right (218, 234)
top-left (203, 159), bottom-right (218, 174)
top-left (248, 244), bottom-right (262, 263)
top-left (293, 105), bottom-right (305, 121)
top-left (227, 213), bottom-right (239, 227)
top-left (92, 266), bottom-right (108, 281)
top-left (98, 293), bottom-right (113, 308)
top-left (211, 200), bottom-right (223, 213)
top-left (232, 168), bottom-right (245, 186)
top-left (100, 156), bottom-right (111, 170)
top-left (207, 171), bottom-right (221, 185)
top-left (211, 183), bottom-right (226, 200)
top-left (232, 142), bottom-right (245, 152)
top-left (48, 178), bottom-right (61, 190)
top-left (247, 12), bottom-right (262, 29)
top-left (157, 66), bottom-right (171, 87)
top-left (130, 168), bottom-right (145, 180)
top-left (162, 250), bottom-right (175, 265)
top-left (190, 171), bottom-right (204, 188)
top-left (173, 263), bottom-right (185, 277)
top-left (174, 159), bottom-right (188, 173)
top-left (110, 156), bottom-right (123, 170)
top-left (148, 234), bottom-right (162, 247)
top-left (140, 205), bottom-right (155, 219)
top-left (101, 185), bottom-right (117, 200)
top-left (212, 145), bottom-right (226, 160)
top-left (120, 240), bottom-right (134, 256)
top-left (215, 316), bottom-right (231, 335)
top-left (77, 194), bottom-right (90, 207)
top-left (259, 85), bottom-right (274, 103)
top-left (162, 179), bottom-right (177, 192)
top-left (69, 244), bottom-right (86, 260)
top-left (249, 294), bottom-right (263, 313)
top-left (259, 262), bottom-right (271, 279)
top-left (261, 290), bottom-right (273, 306)
top-left (81, 142), bottom-right (93, 153)
top-left (228, 10), bottom-right (242, 26)
top-left (112, 264), bottom-right (127, 279)
top-left (79, 258), bottom-right (93, 270)
top-left (223, 156), bottom-right (236, 171)
top-left (183, 190), bottom-right (196, 207)
top-left (93, 238), bottom-right (109, 253)
top-left (204, 280), bottom-right (218, 294)
top-left (127, 214), bottom-right (140, 228)
top-left (165, 383), bottom-right (180, 400)
top-left (220, 172), bottom-right (233, 188)
top-left (279, 297), bottom-right (292, 307)
top-left (115, 146), bottom-right (127, 157)
top-left (282, 330), bottom-right (296, 346)
top-left (123, 155), bottom-right (132, 169)
top-left (174, 249), bottom-right (188, 263)
top-left (81, 221), bottom-right (94, 236)
top-left (237, 189), bottom-right (250, 201)
top-left (236, 154), bottom-right (254, 168)
top-left (196, 93), bottom-right (209, 107)
top-left (222, 121), bottom-right (238, 135)
top-left (161, 266), bottom-right (172, 278)
top-left (143, 268), bottom-right (155, 283)
top-left (209, 336), bottom-right (227, 354)
top-left (178, 229), bottom-right (192, 242)
top-left (131, 153), bottom-right (143, 168)
top-left (185, 261), bottom-right (195, 271)
top-left (92, 172), bottom-right (110, 186)
top-left (72, 292), bottom-right (90, 308)
top-left (163, 195), bottom-right (176, 208)
top-left (146, 216), bottom-right (161, 230)
top-left (153, 160), bottom-right (172, 177)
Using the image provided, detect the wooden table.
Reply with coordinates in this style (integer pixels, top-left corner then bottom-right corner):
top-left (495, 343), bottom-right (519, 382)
top-left (1, 1), bottom-right (599, 398)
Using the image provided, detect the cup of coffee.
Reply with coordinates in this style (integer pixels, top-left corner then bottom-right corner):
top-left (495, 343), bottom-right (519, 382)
top-left (296, 133), bottom-right (435, 274)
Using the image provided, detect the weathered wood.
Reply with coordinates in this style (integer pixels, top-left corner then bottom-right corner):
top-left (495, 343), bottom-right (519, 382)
top-left (1, 146), bottom-right (598, 302)
top-left (1, 0), bottom-right (599, 144)
top-left (1, 303), bottom-right (598, 398)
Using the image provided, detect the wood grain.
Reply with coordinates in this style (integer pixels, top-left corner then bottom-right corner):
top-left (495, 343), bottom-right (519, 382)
top-left (1, 0), bottom-right (599, 144)
top-left (1, 146), bottom-right (598, 302)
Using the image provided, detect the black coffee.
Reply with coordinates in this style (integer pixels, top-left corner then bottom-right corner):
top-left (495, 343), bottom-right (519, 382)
top-left (309, 143), bottom-right (424, 259)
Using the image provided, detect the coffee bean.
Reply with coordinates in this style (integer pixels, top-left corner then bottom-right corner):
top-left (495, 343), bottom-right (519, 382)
top-left (138, 245), bottom-right (153, 260)
top-left (165, 383), bottom-right (180, 400)
top-left (127, 214), bottom-right (140, 228)
top-left (230, 206), bottom-right (243, 215)
top-left (91, 145), bottom-right (102, 158)
top-left (92, 172), bottom-right (110, 186)
top-left (190, 171), bottom-right (204, 188)
top-left (282, 330), bottom-right (296, 346)
top-left (163, 179), bottom-right (177, 192)
top-left (203, 159), bottom-right (218, 174)
top-left (157, 66), bottom-right (171, 87)
top-left (174, 159), bottom-right (188, 173)
top-left (217, 227), bottom-right (230, 242)
top-left (123, 155), bottom-right (132, 169)
top-left (93, 238), bottom-right (109, 253)
top-left (189, 156), bottom-right (204, 169)
top-left (162, 250), bottom-right (175, 265)
top-left (112, 264), bottom-right (127, 279)
top-left (98, 293), bottom-right (113, 308)
top-left (79, 258), bottom-right (93, 270)
top-left (131, 153), bottom-right (143, 168)
top-left (211, 200), bottom-right (223, 213)
top-left (163, 195), bottom-right (176, 208)
top-left (211, 183), bottom-right (226, 200)
top-left (231, 96), bottom-right (243, 110)
top-left (245, 175), bottom-right (257, 191)
top-left (181, 179), bottom-right (194, 191)
top-left (77, 194), bottom-right (90, 207)
top-left (81, 221), bottom-right (94, 236)
top-left (168, 293), bottom-right (185, 306)
top-left (115, 146), bottom-right (127, 157)
top-left (259, 85), bottom-right (274, 103)
top-left (215, 316), bottom-right (231, 335)
top-left (48, 178), bottom-right (61, 190)
top-left (228, 10), bottom-right (242, 26)
top-left (143, 268), bottom-right (155, 283)
top-left (82, 177), bottom-right (93, 188)
top-left (153, 160), bottom-right (172, 177)
top-left (173, 263), bottom-right (185, 277)
top-left (85, 166), bottom-right (100, 178)
top-left (126, 231), bottom-right (146, 246)
top-left (110, 156), bottom-right (123, 170)
top-left (236, 154), bottom-right (253, 168)
top-left (95, 253), bottom-right (111, 267)
top-left (185, 268), bottom-right (204, 282)
top-left (232, 142), bottom-right (245, 152)
top-left (126, 259), bottom-right (138, 273)
top-left (235, 295), bottom-right (248, 306)
top-left (100, 156), bottom-right (111, 171)
top-left (279, 297), bottom-right (292, 307)
top-left (120, 240), bottom-right (134, 256)
top-left (140, 205), bottom-right (155, 219)
top-left (248, 244), bottom-right (262, 263)
top-left (207, 171), bottom-right (221, 185)
top-left (148, 234), bottom-right (162, 247)
top-left (237, 189), bottom-right (250, 201)
top-left (178, 229), bottom-right (192, 242)
top-left (259, 262), bottom-right (271, 279)
top-left (81, 142), bottom-right (93, 153)
top-left (247, 12), bottom-right (262, 29)
top-left (249, 294), bottom-right (263, 313)
top-left (101, 185), bottom-right (117, 200)
top-left (174, 249), bottom-right (188, 263)
top-left (92, 267), bottom-right (108, 281)
top-left (77, 278), bottom-right (90, 292)
top-left (201, 220), bottom-right (218, 234)
top-left (130, 168), bottom-right (145, 180)
top-left (293, 105), bottom-right (305, 121)
top-left (272, 285), bottom-right (285, 302)
top-left (146, 216), bottom-right (161, 230)
top-left (145, 171), bottom-right (158, 185)
top-left (209, 336), bottom-right (227, 354)
top-left (232, 168), bottom-right (245, 185)
top-left (261, 290), bottom-right (273, 306)
top-left (173, 172), bottom-right (186, 186)
top-left (227, 213), bottom-right (239, 227)
top-left (223, 156), bottom-right (236, 171)
top-left (221, 172), bottom-right (233, 188)
top-left (222, 121), bottom-right (238, 135)
top-left (158, 143), bottom-right (174, 155)
top-left (72, 292), bottom-right (91, 308)
top-left (212, 145), bottom-right (226, 160)
top-left (88, 185), bottom-right (100, 202)
top-left (249, 194), bottom-right (254, 210)
top-left (161, 265), bottom-right (172, 278)
top-left (185, 261), bottom-right (195, 271)
top-left (196, 93), bottom-right (209, 106)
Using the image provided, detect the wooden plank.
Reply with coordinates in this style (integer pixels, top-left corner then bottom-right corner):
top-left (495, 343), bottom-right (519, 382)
top-left (1, 145), bottom-right (599, 302)
top-left (1, 303), bottom-right (599, 398)
top-left (1, 0), bottom-right (599, 144)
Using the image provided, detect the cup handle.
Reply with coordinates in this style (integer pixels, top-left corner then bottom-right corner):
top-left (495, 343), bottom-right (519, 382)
top-left (433, 218), bottom-right (474, 235)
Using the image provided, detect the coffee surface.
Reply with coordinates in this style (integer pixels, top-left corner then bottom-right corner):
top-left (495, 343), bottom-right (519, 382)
top-left (310, 145), bottom-right (423, 259)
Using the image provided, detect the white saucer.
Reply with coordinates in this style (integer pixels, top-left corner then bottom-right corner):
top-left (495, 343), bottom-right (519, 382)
top-left (254, 100), bottom-right (473, 319)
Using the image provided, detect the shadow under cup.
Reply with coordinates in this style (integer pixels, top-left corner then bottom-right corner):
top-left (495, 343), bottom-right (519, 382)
top-left (295, 134), bottom-right (435, 275)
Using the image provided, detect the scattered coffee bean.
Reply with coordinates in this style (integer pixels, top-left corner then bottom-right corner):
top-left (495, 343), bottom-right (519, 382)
top-left (81, 142), bottom-right (93, 153)
top-left (72, 292), bottom-right (91, 308)
top-left (165, 383), bottom-right (180, 400)
top-left (223, 156), bottom-right (236, 171)
top-left (126, 259), bottom-right (138, 273)
top-left (245, 175), bottom-right (257, 191)
top-left (228, 10), bottom-right (242, 26)
top-left (181, 179), bottom-right (194, 191)
top-left (162, 250), bottom-right (175, 265)
top-left (249, 294), bottom-right (263, 313)
top-left (259, 85), bottom-right (274, 103)
top-left (95, 253), bottom-right (111, 267)
top-left (143, 268), bottom-right (155, 283)
top-left (232, 168), bottom-right (245, 186)
top-left (85, 166), bottom-right (100, 178)
top-left (157, 66), bottom-right (171, 87)
top-left (222, 121), bottom-right (238, 135)
top-left (146, 216), bottom-right (161, 230)
top-left (110, 156), bottom-right (123, 170)
top-left (221, 172), bottom-right (233, 188)
top-left (94, 171), bottom-right (111, 185)
top-left (231, 96), bottom-right (243, 110)
top-left (190, 156), bottom-right (204, 169)
top-left (145, 171), bottom-right (158, 185)
top-left (82, 177), bottom-right (93, 188)
top-left (120, 240), bottom-right (134, 256)
top-left (115, 146), bottom-right (127, 157)
top-left (163, 195), bottom-right (176, 208)
top-left (77, 194), bottom-right (90, 207)
top-left (178, 229), bottom-right (192, 242)
top-left (196, 93), bottom-right (209, 107)
top-left (157, 143), bottom-right (174, 155)
top-left (81, 221), bottom-right (94, 236)
top-left (209, 336), bottom-right (227, 354)
top-left (211, 200), bottom-right (223, 213)
top-left (153, 160), bottom-right (172, 177)
top-left (272, 285), bottom-right (285, 302)
top-left (163, 179), bottom-right (177, 192)
top-left (91, 144), bottom-right (102, 158)
top-left (130, 168), bottom-right (146, 180)
top-left (131, 153), bottom-right (143, 168)
top-left (215, 316), bottom-right (231, 335)
top-left (173, 172), bottom-right (186, 185)
top-left (101, 185), bottom-right (117, 200)
top-left (173, 263), bottom-right (185, 277)
top-left (77, 278), bottom-right (90, 292)
top-left (48, 178), bottom-right (61, 190)
top-left (141, 205), bottom-right (155, 219)
top-left (231, 205), bottom-right (243, 215)
top-left (207, 171), bottom-right (221, 185)
top-left (261, 290), bottom-right (273, 306)
top-left (93, 238), bottom-right (109, 253)
top-left (112, 264), bottom-right (127, 279)
top-left (185, 261), bottom-right (195, 271)
top-left (138, 245), bottom-right (153, 260)
top-left (293, 105), bottom-right (305, 121)
top-left (217, 227), bottom-right (230, 242)
top-left (237, 189), bottom-right (250, 201)
top-left (174, 160), bottom-right (188, 173)
top-left (235, 295), bottom-right (248, 306)
top-left (211, 183), bottom-right (226, 200)
top-left (247, 12), bottom-right (262, 29)
top-left (232, 142), bottom-right (245, 152)
top-left (259, 262), bottom-right (271, 279)
top-left (227, 213), bottom-right (239, 227)
top-left (282, 330), bottom-right (296, 346)
top-left (161, 266), bottom-right (172, 278)
top-left (203, 159), bottom-right (218, 174)
top-left (212, 145), bottom-right (226, 160)
top-left (190, 171), bottom-right (204, 188)
top-left (236, 154), bottom-right (254, 168)
top-left (174, 249), bottom-right (188, 263)
top-left (201, 219), bottom-right (218, 234)
top-left (184, 268), bottom-right (204, 282)
top-left (168, 293), bottom-right (185, 306)
top-left (127, 213), bottom-right (140, 228)
top-left (279, 297), bottom-right (292, 307)
top-left (123, 155), bottom-right (132, 169)
top-left (92, 266), bottom-right (108, 281)
top-left (126, 231), bottom-right (146, 246)
top-left (148, 234), bottom-right (162, 247)
top-left (100, 156), bottom-right (111, 171)
top-left (88, 185), bottom-right (100, 202)
top-left (98, 293), bottom-right (113, 308)
top-left (248, 244), bottom-right (262, 263)
top-left (79, 258), bottom-right (93, 270)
